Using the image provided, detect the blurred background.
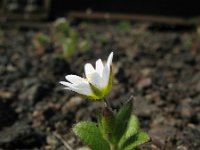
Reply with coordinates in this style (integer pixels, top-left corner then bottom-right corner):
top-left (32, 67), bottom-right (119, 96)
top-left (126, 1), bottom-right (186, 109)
top-left (0, 0), bottom-right (200, 150)
top-left (0, 0), bottom-right (200, 21)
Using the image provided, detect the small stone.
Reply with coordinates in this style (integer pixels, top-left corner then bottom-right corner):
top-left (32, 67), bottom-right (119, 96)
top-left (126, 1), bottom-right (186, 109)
top-left (54, 121), bottom-right (68, 133)
top-left (0, 90), bottom-right (12, 99)
top-left (141, 68), bottom-right (152, 77)
top-left (180, 125), bottom-right (200, 149)
top-left (46, 135), bottom-right (58, 146)
top-left (19, 83), bottom-right (50, 105)
top-left (0, 101), bottom-right (17, 130)
top-left (22, 78), bottom-right (38, 89)
top-left (0, 121), bottom-right (45, 149)
top-left (177, 145), bottom-right (188, 150)
top-left (32, 110), bottom-right (43, 118)
top-left (196, 81), bottom-right (200, 92)
top-left (44, 145), bottom-right (52, 150)
top-left (61, 96), bottom-right (83, 114)
top-left (137, 77), bottom-right (152, 90)
top-left (149, 125), bottom-right (177, 148)
top-left (76, 109), bottom-right (88, 121)
top-left (179, 98), bottom-right (194, 118)
top-left (134, 96), bottom-right (158, 117)
top-left (77, 146), bottom-right (91, 150)
top-left (6, 64), bottom-right (17, 72)
top-left (145, 91), bottom-right (160, 101)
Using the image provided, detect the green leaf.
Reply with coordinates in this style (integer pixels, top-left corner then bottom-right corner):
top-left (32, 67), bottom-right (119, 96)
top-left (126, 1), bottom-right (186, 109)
top-left (120, 132), bottom-right (150, 150)
top-left (73, 122), bottom-right (110, 150)
top-left (113, 102), bottom-right (132, 144)
top-left (119, 115), bottom-right (140, 148)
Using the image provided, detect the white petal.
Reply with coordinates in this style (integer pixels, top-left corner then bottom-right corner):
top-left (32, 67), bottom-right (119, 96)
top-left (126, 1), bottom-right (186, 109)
top-left (100, 52), bottom-right (113, 87)
top-left (62, 82), bottom-right (93, 96)
top-left (84, 63), bottom-right (95, 80)
top-left (106, 52), bottom-right (113, 67)
top-left (102, 65), bottom-right (110, 87)
top-left (65, 75), bottom-right (87, 84)
top-left (95, 59), bottom-right (104, 77)
top-left (74, 83), bottom-right (93, 95)
top-left (61, 52), bottom-right (114, 97)
top-left (88, 72), bottom-right (102, 89)
top-left (59, 81), bottom-right (74, 87)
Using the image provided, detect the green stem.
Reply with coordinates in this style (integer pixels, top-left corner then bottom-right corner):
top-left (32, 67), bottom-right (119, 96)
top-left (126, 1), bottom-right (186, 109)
top-left (110, 144), bottom-right (117, 150)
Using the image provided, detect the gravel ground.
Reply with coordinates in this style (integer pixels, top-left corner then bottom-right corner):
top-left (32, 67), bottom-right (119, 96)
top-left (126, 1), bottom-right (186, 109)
top-left (0, 21), bottom-right (200, 150)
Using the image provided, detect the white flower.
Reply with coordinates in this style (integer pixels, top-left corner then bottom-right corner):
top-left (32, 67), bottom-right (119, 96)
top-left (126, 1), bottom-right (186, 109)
top-left (59, 52), bottom-right (113, 100)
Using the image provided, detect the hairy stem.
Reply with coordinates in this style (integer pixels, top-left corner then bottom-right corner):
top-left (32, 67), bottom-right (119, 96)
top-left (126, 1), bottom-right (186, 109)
top-left (110, 144), bottom-right (118, 150)
top-left (103, 98), bottom-right (111, 109)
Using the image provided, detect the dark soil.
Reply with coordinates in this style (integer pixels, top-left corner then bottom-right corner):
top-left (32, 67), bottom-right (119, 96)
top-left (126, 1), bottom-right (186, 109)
top-left (0, 21), bottom-right (200, 150)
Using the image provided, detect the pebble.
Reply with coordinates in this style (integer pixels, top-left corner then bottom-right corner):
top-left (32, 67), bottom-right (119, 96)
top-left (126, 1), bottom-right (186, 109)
top-left (0, 101), bottom-right (17, 130)
top-left (0, 121), bottom-right (45, 149)
top-left (61, 96), bottom-right (84, 114)
top-left (137, 77), bottom-right (152, 90)
top-left (149, 125), bottom-right (177, 148)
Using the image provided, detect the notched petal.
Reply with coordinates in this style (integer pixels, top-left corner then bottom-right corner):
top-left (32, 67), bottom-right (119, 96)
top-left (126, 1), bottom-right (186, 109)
top-left (65, 75), bottom-right (87, 84)
top-left (60, 52), bottom-right (114, 100)
top-left (59, 81), bottom-right (73, 87)
top-left (85, 63), bottom-right (95, 74)
top-left (96, 59), bottom-right (104, 76)
top-left (88, 72), bottom-right (102, 89)
top-left (74, 83), bottom-right (93, 96)
top-left (107, 52), bottom-right (113, 67)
